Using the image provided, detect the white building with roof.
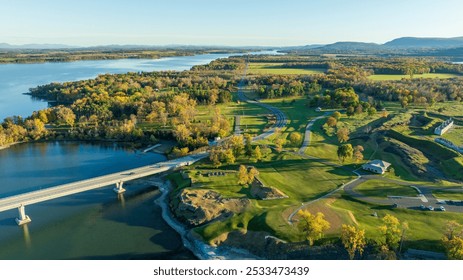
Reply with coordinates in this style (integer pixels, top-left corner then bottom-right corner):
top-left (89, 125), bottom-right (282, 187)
top-left (434, 118), bottom-right (453, 136)
top-left (362, 160), bottom-right (391, 174)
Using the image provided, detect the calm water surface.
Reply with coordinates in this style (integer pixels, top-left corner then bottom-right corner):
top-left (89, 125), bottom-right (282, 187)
top-left (0, 51), bottom-right (280, 120)
top-left (0, 142), bottom-right (193, 259)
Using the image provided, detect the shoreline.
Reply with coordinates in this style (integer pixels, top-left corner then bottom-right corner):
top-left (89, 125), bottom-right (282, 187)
top-left (0, 139), bottom-right (171, 155)
top-left (0, 141), bottom-right (24, 151)
top-left (153, 178), bottom-right (260, 260)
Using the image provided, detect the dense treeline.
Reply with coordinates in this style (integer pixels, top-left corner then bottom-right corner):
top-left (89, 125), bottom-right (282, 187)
top-left (0, 48), bottom-right (258, 64)
top-left (247, 55), bottom-right (463, 75)
top-left (191, 57), bottom-right (245, 71)
top-left (1, 69), bottom-right (241, 149)
top-left (246, 56), bottom-right (463, 105)
top-left (0, 50), bottom-right (197, 64)
top-left (2, 53), bottom-right (463, 150)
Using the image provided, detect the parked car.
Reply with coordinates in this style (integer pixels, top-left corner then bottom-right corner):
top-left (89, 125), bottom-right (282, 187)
top-left (438, 206), bottom-right (446, 211)
top-left (427, 206), bottom-right (434, 211)
top-left (420, 205), bottom-right (426, 210)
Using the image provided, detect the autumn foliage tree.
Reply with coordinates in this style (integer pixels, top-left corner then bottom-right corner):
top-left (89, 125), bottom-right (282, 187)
top-left (337, 144), bottom-right (353, 163)
top-left (379, 214), bottom-right (404, 251)
top-left (298, 210), bottom-right (330, 246)
top-left (353, 145), bottom-right (364, 163)
top-left (332, 111), bottom-right (342, 121)
top-left (337, 127), bottom-right (350, 143)
top-left (252, 145), bottom-right (262, 162)
top-left (326, 116), bottom-right (337, 128)
top-left (237, 165), bottom-right (258, 185)
top-left (289, 132), bottom-right (302, 147)
top-left (341, 224), bottom-right (366, 260)
top-left (442, 221), bottom-right (463, 260)
top-left (274, 138), bottom-right (286, 152)
top-left (238, 165), bottom-right (249, 185)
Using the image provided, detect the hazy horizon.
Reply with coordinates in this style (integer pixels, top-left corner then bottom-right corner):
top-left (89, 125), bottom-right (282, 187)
top-left (2, 0), bottom-right (463, 47)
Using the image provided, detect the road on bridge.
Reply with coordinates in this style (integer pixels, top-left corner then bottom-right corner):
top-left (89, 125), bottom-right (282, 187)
top-left (0, 153), bottom-right (207, 224)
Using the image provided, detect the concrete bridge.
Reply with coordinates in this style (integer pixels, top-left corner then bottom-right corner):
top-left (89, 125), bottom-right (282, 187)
top-left (0, 153), bottom-right (207, 225)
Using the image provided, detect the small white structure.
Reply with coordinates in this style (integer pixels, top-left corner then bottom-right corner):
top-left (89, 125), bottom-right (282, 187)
top-left (362, 160), bottom-right (391, 174)
top-left (434, 118), bottom-right (454, 136)
top-left (315, 107), bottom-right (322, 112)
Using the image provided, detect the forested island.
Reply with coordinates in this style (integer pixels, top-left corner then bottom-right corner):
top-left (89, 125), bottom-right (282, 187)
top-left (2, 51), bottom-right (463, 259)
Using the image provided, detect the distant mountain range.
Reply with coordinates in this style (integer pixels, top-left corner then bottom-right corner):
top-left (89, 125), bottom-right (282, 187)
top-left (0, 43), bottom-right (77, 49)
top-left (2, 36), bottom-right (463, 52)
top-left (0, 43), bottom-right (268, 51)
top-left (292, 36), bottom-right (463, 52)
top-left (384, 36), bottom-right (463, 49)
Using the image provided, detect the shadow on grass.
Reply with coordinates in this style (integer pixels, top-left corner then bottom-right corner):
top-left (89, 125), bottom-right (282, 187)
top-left (403, 239), bottom-right (446, 254)
top-left (247, 212), bottom-right (277, 236)
top-left (237, 186), bottom-right (253, 199)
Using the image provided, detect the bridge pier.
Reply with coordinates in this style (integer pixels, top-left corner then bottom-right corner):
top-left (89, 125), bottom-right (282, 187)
top-left (15, 204), bottom-right (31, 226)
top-left (113, 181), bottom-right (126, 194)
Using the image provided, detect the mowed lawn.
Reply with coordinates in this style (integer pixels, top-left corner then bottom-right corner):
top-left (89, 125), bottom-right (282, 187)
top-left (368, 73), bottom-right (460, 81)
top-left (442, 127), bottom-right (463, 146)
top-left (255, 156), bottom-right (354, 202)
top-left (326, 195), bottom-right (463, 252)
top-left (355, 180), bottom-right (418, 199)
top-left (180, 152), bottom-right (355, 243)
top-left (432, 189), bottom-right (463, 200)
top-left (248, 63), bottom-right (326, 75)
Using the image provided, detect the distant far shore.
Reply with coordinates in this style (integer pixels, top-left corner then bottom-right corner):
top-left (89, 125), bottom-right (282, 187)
top-left (0, 47), bottom-right (257, 64)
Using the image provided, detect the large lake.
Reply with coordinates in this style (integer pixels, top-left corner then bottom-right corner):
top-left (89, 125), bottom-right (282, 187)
top-left (0, 51), bottom-right (279, 120)
top-left (0, 51), bottom-right (277, 259)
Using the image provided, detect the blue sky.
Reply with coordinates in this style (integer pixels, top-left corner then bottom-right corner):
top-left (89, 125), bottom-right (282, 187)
top-left (2, 0), bottom-right (463, 46)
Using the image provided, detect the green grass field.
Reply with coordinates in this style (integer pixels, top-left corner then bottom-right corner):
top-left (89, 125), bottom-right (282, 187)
top-left (433, 190), bottom-right (463, 200)
top-left (368, 73), bottom-right (461, 81)
top-left (442, 128), bottom-right (463, 146)
top-left (430, 102), bottom-right (463, 117)
top-left (173, 151), bottom-right (354, 243)
top-left (240, 115), bottom-right (268, 135)
top-left (248, 63), bottom-right (326, 75)
top-left (326, 194), bottom-right (463, 252)
top-left (304, 113), bottom-right (385, 162)
top-left (261, 97), bottom-right (321, 133)
top-left (355, 180), bottom-right (418, 199)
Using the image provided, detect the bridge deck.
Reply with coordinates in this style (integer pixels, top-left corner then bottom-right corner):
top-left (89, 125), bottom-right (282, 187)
top-left (0, 154), bottom-right (206, 213)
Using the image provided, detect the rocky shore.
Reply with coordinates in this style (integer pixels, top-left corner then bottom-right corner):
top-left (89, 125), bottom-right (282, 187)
top-left (153, 178), bottom-right (260, 260)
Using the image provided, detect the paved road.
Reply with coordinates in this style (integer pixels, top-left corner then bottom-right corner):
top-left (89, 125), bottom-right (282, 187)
top-left (298, 113), bottom-right (328, 155)
top-left (0, 153), bottom-right (208, 213)
top-left (237, 61), bottom-right (287, 141)
top-left (343, 174), bottom-right (463, 213)
top-left (234, 115), bottom-right (242, 135)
